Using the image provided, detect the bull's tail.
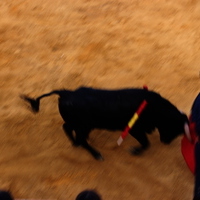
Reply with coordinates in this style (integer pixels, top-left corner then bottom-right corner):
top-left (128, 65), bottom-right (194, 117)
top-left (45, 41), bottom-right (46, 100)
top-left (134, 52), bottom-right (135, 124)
top-left (21, 90), bottom-right (61, 113)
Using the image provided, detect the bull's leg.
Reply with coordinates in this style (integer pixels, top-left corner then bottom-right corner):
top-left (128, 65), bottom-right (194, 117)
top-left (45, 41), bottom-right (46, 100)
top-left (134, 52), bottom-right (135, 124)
top-left (62, 123), bottom-right (78, 146)
top-left (75, 129), bottom-right (104, 161)
top-left (130, 131), bottom-right (150, 155)
top-left (81, 140), bottom-right (104, 161)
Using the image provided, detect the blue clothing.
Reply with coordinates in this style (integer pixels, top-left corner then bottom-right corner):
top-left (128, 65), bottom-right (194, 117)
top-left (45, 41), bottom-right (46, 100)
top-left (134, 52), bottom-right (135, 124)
top-left (0, 191), bottom-right (13, 200)
top-left (191, 93), bottom-right (200, 200)
top-left (194, 143), bottom-right (200, 199)
top-left (191, 93), bottom-right (200, 136)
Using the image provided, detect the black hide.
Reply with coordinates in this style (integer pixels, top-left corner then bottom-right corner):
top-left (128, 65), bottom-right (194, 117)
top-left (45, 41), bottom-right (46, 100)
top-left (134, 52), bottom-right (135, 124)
top-left (22, 87), bottom-right (189, 160)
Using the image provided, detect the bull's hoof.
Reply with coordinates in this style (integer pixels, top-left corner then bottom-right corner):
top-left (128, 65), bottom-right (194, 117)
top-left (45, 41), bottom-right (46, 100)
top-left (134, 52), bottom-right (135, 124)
top-left (73, 142), bottom-right (80, 147)
top-left (193, 197), bottom-right (200, 200)
top-left (93, 153), bottom-right (104, 161)
top-left (130, 147), bottom-right (144, 155)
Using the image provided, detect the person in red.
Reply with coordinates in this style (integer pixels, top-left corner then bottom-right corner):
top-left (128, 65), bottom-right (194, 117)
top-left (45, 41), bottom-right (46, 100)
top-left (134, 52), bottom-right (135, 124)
top-left (190, 93), bottom-right (200, 200)
top-left (181, 93), bottom-right (200, 199)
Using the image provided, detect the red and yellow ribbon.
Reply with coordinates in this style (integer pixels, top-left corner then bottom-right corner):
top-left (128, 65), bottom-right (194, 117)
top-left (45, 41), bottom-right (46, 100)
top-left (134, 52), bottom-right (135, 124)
top-left (117, 100), bottom-right (148, 145)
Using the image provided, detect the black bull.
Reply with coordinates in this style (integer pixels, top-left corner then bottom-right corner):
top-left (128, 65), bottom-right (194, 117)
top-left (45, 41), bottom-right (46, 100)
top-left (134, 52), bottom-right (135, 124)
top-left (22, 87), bottom-right (191, 160)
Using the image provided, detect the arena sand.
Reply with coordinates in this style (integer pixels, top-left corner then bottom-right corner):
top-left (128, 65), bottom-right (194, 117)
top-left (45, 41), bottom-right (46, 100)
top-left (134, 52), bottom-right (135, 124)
top-left (1, 0), bottom-right (200, 199)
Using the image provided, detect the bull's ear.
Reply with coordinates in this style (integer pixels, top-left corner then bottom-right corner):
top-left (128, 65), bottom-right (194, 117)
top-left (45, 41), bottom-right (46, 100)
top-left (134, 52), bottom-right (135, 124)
top-left (184, 123), bottom-right (192, 142)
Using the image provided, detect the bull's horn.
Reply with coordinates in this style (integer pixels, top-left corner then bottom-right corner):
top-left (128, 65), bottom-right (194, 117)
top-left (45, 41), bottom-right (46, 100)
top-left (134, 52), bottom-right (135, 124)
top-left (184, 123), bottom-right (192, 142)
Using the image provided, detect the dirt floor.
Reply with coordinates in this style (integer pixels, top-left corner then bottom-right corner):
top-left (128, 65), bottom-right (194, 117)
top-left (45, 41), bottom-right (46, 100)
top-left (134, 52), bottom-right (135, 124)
top-left (1, 0), bottom-right (200, 199)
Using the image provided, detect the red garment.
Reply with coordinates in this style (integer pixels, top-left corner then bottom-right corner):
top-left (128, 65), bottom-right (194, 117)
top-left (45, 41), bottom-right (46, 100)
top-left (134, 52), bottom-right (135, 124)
top-left (181, 122), bottom-right (198, 174)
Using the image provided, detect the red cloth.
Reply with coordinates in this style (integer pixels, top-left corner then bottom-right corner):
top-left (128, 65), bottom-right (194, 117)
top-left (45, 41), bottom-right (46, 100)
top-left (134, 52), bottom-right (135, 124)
top-left (181, 122), bottom-right (197, 174)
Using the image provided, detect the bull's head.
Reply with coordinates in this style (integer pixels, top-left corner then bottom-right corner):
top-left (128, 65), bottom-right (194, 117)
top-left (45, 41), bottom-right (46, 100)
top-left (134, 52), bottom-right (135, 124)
top-left (158, 113), bottom-right (191, 144)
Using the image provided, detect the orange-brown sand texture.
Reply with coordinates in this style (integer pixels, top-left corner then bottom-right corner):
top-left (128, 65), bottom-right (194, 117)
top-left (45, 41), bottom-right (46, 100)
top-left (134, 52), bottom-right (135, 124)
top-left (1, 0), bottom-right (200, 199)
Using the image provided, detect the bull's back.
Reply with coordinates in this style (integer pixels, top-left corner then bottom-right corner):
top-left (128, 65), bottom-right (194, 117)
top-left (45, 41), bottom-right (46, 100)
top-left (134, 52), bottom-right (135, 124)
top-left (58, 87), bottom-right (157, 130)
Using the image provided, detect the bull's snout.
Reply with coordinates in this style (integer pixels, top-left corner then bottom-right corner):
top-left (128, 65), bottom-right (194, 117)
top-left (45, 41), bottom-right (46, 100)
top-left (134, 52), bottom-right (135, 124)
top-left (160, 138), bottom-right (171, 144)
top-left (160, 135), bottom-right (173, 144)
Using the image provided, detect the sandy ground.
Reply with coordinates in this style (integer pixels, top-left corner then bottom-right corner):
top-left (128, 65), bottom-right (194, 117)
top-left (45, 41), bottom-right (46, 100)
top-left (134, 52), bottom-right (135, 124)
top-left (1, 0), bottom-right (200, 199)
